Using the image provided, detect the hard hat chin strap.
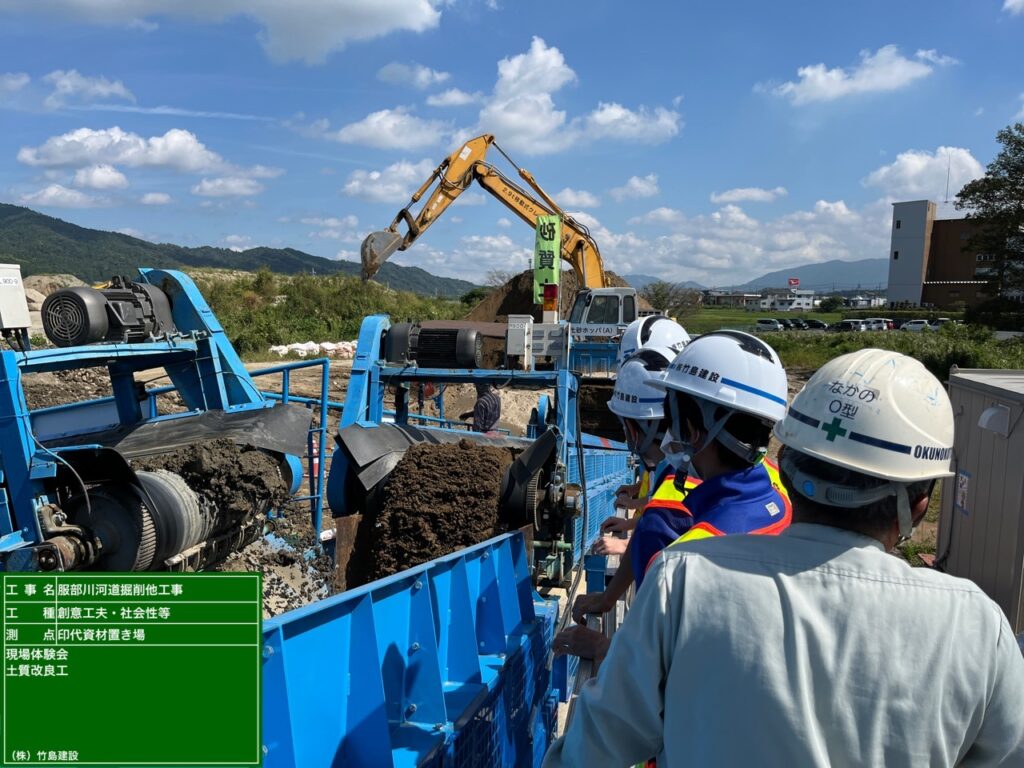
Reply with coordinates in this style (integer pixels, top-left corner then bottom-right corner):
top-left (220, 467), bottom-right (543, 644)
top-left (780, 453), bottom-right (915, 542)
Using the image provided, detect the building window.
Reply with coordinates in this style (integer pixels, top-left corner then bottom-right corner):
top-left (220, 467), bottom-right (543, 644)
top-left (893, 251), bottom-right (899, 260)
top-left (895, 220), bottom-right (901, 229)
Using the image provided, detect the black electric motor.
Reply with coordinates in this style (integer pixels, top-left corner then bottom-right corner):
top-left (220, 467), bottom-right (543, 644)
top-left (385, 323), bottom-right (482, 368)
top-left (41, 276), bottom-right (177, 347)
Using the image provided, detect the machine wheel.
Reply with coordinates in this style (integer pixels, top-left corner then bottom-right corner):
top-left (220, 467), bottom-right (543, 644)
top-left (67, 483), bottom-right (157, 571)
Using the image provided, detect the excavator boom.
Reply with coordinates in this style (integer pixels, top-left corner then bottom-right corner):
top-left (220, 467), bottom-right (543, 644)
top-left (360, 135), bottom-right (606, 288)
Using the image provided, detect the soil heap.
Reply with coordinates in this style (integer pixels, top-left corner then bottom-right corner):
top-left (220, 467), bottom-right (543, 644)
top-left (467, 269), bottom-right (648, 322)
top-left (362, 440), bottom-right (515, 582)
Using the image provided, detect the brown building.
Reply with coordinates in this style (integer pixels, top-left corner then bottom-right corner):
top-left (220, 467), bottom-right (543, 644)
top-left (887, 200), bottom-right (991, 309)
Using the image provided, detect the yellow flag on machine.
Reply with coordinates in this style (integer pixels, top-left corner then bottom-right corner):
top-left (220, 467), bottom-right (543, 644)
top-left (533, 215), bottom-right (561, 304)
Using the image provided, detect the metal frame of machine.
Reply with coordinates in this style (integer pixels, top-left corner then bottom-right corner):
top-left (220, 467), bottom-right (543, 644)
top-left (0, 268), bottom-right (329, 574)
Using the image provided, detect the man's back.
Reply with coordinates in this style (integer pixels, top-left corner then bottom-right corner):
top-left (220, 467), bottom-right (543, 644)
top-left (545, 523), bottom-right (1024, 767)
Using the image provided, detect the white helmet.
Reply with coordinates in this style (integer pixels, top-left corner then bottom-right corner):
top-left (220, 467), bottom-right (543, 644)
top-left (651, 331), bottom-right (787, 465)
top-left (617, 316), bottom-right (690, 367)
top-left (774, 349), bottom-right (954, 539)
top-left (607, 348), bottom-right (672, 458)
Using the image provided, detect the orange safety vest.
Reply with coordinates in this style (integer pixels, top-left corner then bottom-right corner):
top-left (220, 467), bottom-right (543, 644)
top-left (669, 457), bottom-right (791, 545)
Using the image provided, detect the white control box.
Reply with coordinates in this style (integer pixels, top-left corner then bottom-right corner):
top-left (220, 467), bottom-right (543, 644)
top-left (0, 264), bottom-right (31, 330)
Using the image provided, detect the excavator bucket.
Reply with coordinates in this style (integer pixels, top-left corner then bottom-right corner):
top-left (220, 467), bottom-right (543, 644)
top-left (360, 230), bottom-right (403, 280)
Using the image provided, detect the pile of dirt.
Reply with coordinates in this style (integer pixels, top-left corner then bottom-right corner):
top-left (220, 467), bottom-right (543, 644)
top-left (134, 439), bottom-right (291, 522)
top-left (359, 440), bottom-right (515, 583)
top-left (467, 269), bottom-right (648, 323)
top-left (216, 528), bottom-right (333, 618)
top-left (23, 274), bottom-right (86, 297)
top-left (22, 368), bottom-right (112, 410)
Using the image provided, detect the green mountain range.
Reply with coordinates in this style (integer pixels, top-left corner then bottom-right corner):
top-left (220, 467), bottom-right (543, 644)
top-left (0, 204), bottom-right (477, 298)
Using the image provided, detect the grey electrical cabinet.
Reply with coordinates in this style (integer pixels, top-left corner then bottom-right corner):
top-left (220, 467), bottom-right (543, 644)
top-left (937, 369), bottom-right (1024, 633)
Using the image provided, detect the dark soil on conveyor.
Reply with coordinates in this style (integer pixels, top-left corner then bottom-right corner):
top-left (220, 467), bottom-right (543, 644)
top-left (354, 440), bottom-right (516, 584)
top-left (134, 438), bottom-right (291, 520)
top-left (467, 269), bottom-right (649, 323)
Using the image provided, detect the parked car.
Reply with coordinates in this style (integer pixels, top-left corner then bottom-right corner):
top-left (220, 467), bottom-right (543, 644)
top-left (901, 319), bottom-right (930, 332)
top-left (778, 319), bottom-right (794, 330)
top-left (803, 318), bottom-right (828, 330)
top-left (863, 317), bottom-right (887, 331)
top-left (834, 320), bottom-right (865, 332)
top-left (882, 318), bottom-right (895, 330)
top-left (790, 318), bottom-right (808, 330)
top-left (755, 318), bottom-right (783, 332)
top-left (929, 317), bottom-right (954, 331)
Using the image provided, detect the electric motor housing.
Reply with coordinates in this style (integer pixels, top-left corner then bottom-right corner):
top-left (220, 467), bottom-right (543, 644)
top-left (385, 323), bottom-right (482, 368)
top-left (42, 275), bottom-right (176, 347)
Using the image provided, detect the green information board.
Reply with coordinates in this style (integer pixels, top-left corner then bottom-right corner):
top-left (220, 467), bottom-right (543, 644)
top-left (533, 215), bottom-right (561, 304)
top-left (1, 573), bottom-right (261, 766)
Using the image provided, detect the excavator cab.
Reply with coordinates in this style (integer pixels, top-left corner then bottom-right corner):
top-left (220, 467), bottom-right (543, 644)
top-left (568, 288), bottom-right (639, 338)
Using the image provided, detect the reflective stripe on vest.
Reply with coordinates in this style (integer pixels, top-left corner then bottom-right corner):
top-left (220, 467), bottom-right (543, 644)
top-left (645, 472), bottom-right (702, 514)
top-left (638, 470), bottom-right (651, 500)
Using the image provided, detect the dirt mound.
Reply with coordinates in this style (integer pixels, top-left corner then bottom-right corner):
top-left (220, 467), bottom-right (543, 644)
top-left (361, 440), bottom-right (515, 582)
top-left (22, 368), bottom-right (112, 410)
top-left (134, 439), bottom-right (291, 522)
top-left (23, 274), bottom-right (86, 296)
top-left (467, 269), bottom-right (647, 322)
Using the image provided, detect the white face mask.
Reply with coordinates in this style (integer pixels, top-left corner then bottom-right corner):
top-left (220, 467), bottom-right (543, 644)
top-left (660, 429), bottom-right (695, 475)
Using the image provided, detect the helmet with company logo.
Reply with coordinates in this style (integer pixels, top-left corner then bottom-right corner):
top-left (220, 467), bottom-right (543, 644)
top-left (774, 348), bottom-right (954, 539)
top-left (617, 316), bottom-right (690, 367)
top-left (607, 348), bottom-right (673, 457)
top-left (650, 331), bottom-right (787, 465)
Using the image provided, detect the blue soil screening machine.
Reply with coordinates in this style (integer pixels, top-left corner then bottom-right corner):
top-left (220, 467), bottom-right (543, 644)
top-left (0, 267), bottom-right (327, 575)
top-left (263, 313), bottom-right (633, 767)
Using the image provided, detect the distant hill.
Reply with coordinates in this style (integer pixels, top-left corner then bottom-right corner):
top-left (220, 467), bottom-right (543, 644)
top-left (727, 258), bottom-right (888, 292)
top-left (624, 273), bottom-right (706, 291)
top-left (0, 204), bottom-right (477, 298)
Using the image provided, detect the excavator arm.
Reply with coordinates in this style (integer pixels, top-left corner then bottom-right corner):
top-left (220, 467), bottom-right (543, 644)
top-left (360, 134), bottom-right (607, 289)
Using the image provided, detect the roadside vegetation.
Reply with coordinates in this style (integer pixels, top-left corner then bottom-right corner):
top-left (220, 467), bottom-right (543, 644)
top-left (195, 268), bottom-right (463, 357)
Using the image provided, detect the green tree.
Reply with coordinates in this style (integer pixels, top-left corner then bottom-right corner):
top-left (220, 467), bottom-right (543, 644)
top-left (955, 123), bottom-right (1024, 297)
top-left (460, 286), bottom-right (491, 307)
top-left (817, 296), bottom-right (844, 313)
top-left (639, 281), bottom-right (702, 318)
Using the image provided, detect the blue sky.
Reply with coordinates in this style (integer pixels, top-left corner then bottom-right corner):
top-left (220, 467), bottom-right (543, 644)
top-left (1, 0), bottom-right (1022, 286)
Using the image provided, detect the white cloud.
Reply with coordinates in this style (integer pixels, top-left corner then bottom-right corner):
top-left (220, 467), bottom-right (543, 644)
top-left (223, 234), bottom-right (252, 252)
top-left (471, 37), bottom-right (680, 154)
top-left (496, 217), bottom-right (512, 228)
top-left (20, 183), bottom-right (102, 208)
top-left (342, 158), bottom-right (436, 203)
top-left (710, 186), bottom-right (788, 204)
top-left (331, 107), bottom-right (448, 149)
top-left (763, 45), bottom-right (955, 104)
top-left (1, 72), bottom-right (29, 93)
top-left (301, 214), bottom-right (360, 241)
top-left (628, 206), bottom-right (685, 226)
top-left (583, 102), bottom-right (680, 142)
top-left (192, 177), bottom-right (264, 197)
top-left (609, 173), bottom-right (659, 201)
top-left (556, 187), bottom-right (600, 208)
top-left (73, 163), bottom-right (128, 189)
top-left (333, 249), bottom-right (358, 261)
top-left (391, 232), bottom-right (533, 279)
top-left (862, 146), bottom-right (983, 199)
top-left (140, 192), bottom-right (171, 205)
top-left (1015, 94), bottom-right (1024, 121)
top-left (116, 226), bottom-right (155, 241)
top-left (1004, 0), bottom-right (1024, 15)
top-left (1, 0), bottom-right (442, 64)
top-left (19, 127), bottom-right (223, 172)
top-left (426, 88), bottom-right (482, 107)
top-left (43, 69), bottom-right (134, 108)
top-left (377, 62), bottom-right (450, 90)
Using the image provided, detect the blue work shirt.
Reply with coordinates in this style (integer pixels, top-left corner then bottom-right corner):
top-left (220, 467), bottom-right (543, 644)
top-left (631, 460), bottom-right (790, 589)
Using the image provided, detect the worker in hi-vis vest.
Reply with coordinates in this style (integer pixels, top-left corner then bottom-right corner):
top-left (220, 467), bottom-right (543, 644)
top-left (555, 331), bottom-right (791, 663)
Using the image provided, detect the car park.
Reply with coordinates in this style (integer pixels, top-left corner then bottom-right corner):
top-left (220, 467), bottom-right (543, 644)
top-left (755, 318), bottom-right (783, 332)
top-left (901, 319), bottom-right (930, 332)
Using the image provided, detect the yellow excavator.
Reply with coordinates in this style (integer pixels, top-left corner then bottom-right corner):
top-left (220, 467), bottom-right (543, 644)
top-left (361, 134), bottom-right (608, 291)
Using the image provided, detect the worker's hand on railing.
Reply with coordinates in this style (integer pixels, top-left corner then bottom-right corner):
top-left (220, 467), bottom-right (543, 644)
top-left (600, 516), bottom-right (637, 534)
top-left (591, 536), bottom-right (628, 556)
top-left (572, 592), bottom-right (611, 623)
top-left (552, 624), bottom-right (610, 662)
top-left (614, 482), bottom-right (640, 498)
